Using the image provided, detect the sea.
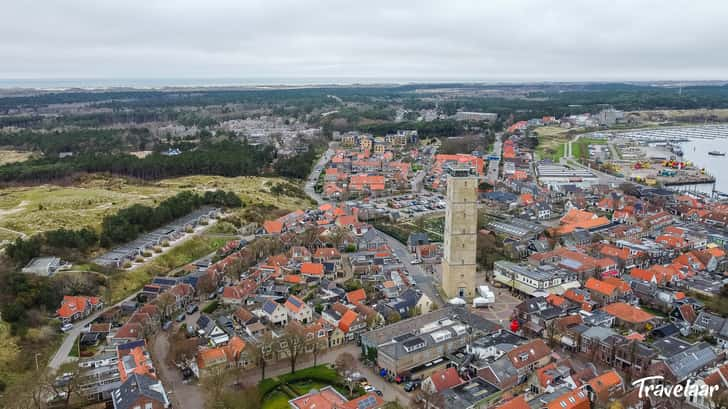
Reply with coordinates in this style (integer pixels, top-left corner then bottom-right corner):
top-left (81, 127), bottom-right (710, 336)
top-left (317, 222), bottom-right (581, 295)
top-left (677, 138), bottom-right (728, 194)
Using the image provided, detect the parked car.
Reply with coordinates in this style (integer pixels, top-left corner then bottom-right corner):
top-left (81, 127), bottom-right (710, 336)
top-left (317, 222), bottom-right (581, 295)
top-left (60, 323), bottom-right (73, 332)
top-left (404, 380), bottom-right (421, 392)
top-left (410, 259), bottom-right (422, 265)
top-left (176, 313), bottom-right (186, 322)
top-left (186, 304), bottom-right (198, 314)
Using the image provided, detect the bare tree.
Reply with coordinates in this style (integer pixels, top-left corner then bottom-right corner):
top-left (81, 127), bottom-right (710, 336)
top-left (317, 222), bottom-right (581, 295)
top-left (197, 274), bottom-right (217, 298)
top-left (155, 292), bottom-right (176, 321)
top-left (201, 367), bottom-right (235, 409)
top-left (334, 352), bottom-right (357, 395)
top-left (248, 334), bottom-right (273, 381)
top-left (278, 328), bottom-right (307, 374)
top-left (168, 328), bottom-right (199, 364)
top-left (310, 335), bottom-right (326, 367)
top-left (49, 362), bottom-right (83, 409)
top-left (4, 368), bottom-right (52, 409)
top-left (412, 388), bottom-right (444, 409)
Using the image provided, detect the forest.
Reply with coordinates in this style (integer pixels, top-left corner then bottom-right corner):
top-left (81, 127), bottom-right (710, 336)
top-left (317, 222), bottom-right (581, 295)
top-left (0, 140), bottom-right (274, 184)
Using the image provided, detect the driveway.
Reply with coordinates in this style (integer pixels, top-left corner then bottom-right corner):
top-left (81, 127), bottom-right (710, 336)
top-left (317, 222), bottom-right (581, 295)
top-left (151, 331), bottom-right (204, 409)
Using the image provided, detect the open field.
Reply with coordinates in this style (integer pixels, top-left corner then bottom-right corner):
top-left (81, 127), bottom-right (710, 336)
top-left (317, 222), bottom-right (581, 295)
top-left (0, 174), bottom-right (314, 237)
top-left (628, 108), bottom-right (728, 123)
top-left (532, 126), bottom-right (578, 161)
top-left (0, 149), bottom-right (36, 166)
top-left (572, 137), bottom-right (607, 159)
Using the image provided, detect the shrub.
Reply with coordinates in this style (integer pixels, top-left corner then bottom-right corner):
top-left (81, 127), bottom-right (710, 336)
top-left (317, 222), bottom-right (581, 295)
top-left (202, 300), bottom-right (219, 314)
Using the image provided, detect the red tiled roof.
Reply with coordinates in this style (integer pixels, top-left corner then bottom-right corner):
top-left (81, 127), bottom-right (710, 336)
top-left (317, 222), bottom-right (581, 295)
top-left (300, 262), bottom-right (324, 276)
top-left (427, 367), bottom-right (463, 392)
top-left (263, 220), bottom-right (284, 234)
top-left (338, 309), bottom-right (358, 333)
top-left (346, 289), bottom-right (367, 304)
top-left (585, 278), bottom-right (617, 296)
top-left (495, 396), bottom-right (529, 409)
top-left (601, 302), bottom-right (655, 324)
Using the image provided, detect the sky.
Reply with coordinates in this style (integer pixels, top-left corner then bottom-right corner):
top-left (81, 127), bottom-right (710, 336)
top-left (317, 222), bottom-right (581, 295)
top-left (2, 0), bottom-right (727, 84)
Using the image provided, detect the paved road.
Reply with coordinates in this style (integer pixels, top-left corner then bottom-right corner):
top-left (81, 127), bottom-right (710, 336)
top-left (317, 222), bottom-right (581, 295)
top-left (487, 133), bottom-right (503, 184)
top-left (152, 330), bottom-right (204, 409)
top-left (304, 146), bottom-right (334, 205)
top-left (48, 227), bottom-right (224, 371)
top-left (375, 230), bottom-right (444, 306)
top-left (48, 291), bottom-right (140, 370)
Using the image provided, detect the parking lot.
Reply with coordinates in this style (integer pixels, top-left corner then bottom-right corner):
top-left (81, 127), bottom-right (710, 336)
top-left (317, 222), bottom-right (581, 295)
top-left (354, 192), bottom-right (446, 220)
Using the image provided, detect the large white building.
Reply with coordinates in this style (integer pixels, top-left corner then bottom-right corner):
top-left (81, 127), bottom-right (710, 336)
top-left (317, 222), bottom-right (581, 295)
top-left (536, 164), bottom-right (598, 189)
top-left (493, 260), bottom-right (580, 296)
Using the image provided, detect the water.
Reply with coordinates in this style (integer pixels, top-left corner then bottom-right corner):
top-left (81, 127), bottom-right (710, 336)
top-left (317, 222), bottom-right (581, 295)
top-left (678, 138), bottom-right (728, 193)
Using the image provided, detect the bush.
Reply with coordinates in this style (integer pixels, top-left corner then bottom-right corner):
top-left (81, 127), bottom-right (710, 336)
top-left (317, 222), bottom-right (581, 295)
top-left (202, 300), bottom-right (219, 314)
top-left (258, 378), bottom-right (282, 397)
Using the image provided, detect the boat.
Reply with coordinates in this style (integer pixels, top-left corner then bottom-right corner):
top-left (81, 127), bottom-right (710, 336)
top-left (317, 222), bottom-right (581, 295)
top-left (708, 150), bottom-right (726, 156)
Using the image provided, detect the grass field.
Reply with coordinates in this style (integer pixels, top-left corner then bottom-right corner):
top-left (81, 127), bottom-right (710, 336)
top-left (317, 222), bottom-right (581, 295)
top-left (0, 174), bottom-right (314, 237)
top-left (259, 366), bottom-right (351, 409)
top-left (572, 137), bottom-right (607, 160)
top-left (0, 150), bottom-right (36, 166)
top-left (107, 235), bottom-right (227, 303)
top-left (532, 126), bottom-right (576, 161)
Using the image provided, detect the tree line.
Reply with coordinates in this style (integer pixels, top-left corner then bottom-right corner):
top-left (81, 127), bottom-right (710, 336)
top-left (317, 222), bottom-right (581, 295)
top-left (5, 190), bottom-right (243, 265)
top-left (0, 141), bottom-right (274, 184)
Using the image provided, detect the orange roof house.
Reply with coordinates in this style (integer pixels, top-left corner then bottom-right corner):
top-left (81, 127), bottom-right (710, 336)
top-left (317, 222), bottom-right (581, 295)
top-left (546, 388), bottom-right (590, 409)
top-left (263, 220), bottom-right (284, 235)
top-left (546, 294), bottom-right (567, 308)
top-left (495, 396), bottom-right (530, 409)
top-left (561, 208), bottom-right (597, 224)
top-left (196, 347), bottom-right (228, 370)
top-left (585, 278), bottom-right (618, 298)
top-left (587, 370), bottom-right (624, 404)
top-left (117, 345), bottom-right (155, 381)
top-left (300, 262), bottom-right (324, 276)
top-left (346, 288), bottom-right (367, 304)
top-left (601, 302), bottom-right (655, 325)
top-left (57, 295), bottom-right (101, 321)
top-left (558, 208), bottom-right (610, 234)
top-left (424, 367), bottom-right (463, 393)
top-left (519, 193), bottom-right (535, 206)
top-left (602, 277), bottom-right (631, 294)
top-left (338, 309), bottom-right (359, 333)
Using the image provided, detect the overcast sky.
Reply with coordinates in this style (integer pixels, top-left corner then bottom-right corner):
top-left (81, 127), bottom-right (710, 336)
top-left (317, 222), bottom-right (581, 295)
top-left (2, 0), bottom-right (727, 83)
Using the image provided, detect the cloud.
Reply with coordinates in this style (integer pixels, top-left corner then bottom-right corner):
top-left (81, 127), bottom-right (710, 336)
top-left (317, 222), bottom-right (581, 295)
top-left (1, 0), bottom-right (726, 82)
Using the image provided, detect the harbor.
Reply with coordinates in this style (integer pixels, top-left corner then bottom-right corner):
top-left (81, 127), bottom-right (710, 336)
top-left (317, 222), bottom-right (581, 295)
top-left (582, 125), bottom-right (728, 195)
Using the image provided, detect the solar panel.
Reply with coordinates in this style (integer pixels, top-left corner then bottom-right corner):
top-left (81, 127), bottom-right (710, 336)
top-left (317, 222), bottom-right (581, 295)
top-left (358, 396), bottom-right (377, 409)
top-left (288, 297), bottom-right (303, 308)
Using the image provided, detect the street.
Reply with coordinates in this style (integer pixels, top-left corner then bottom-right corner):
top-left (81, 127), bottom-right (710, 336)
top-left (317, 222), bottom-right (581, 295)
top-left (487, 133), bottom-right (502, 185)
top-left (152, 332), bottom-right (414, 409)
top-left (375, 229), bottom-right (444, 306)
top-left (48, 290), bottom-right (140, 370)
